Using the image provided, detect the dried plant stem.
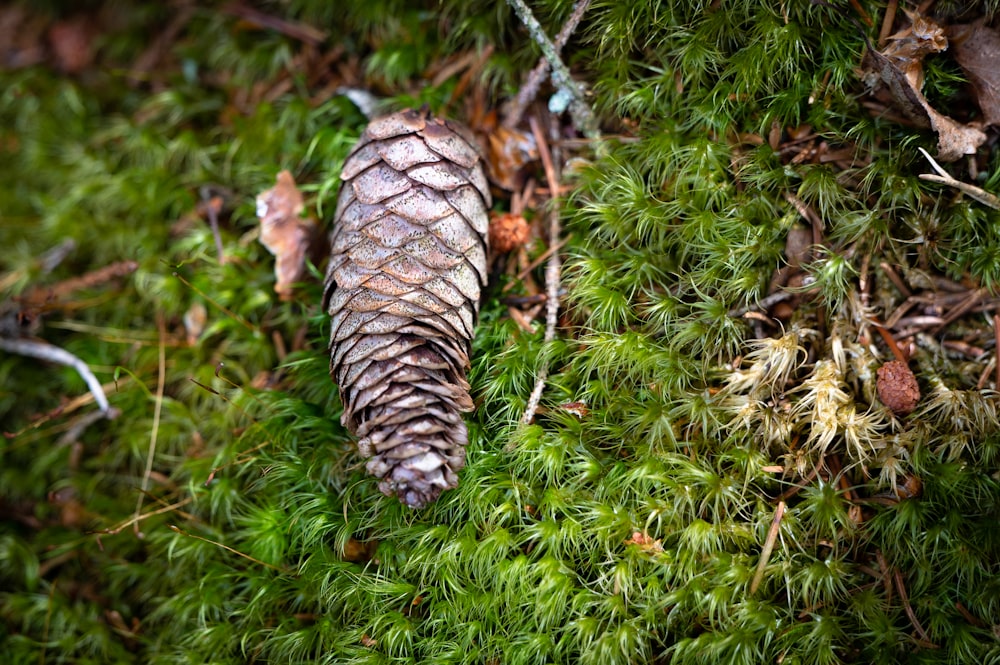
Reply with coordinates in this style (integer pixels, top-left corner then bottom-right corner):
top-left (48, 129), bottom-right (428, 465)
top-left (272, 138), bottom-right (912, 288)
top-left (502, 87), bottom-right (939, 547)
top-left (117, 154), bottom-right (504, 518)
top-left (134, 315), bottom-right (166, 537)
top-left (919, 147), bottom-right (1000, 210)
top-left (168, 524), bottom-right (288, 573)
top-left (877, 0), bottom-right (899, 47)
top-left (521, 116), bottom-right (562, 426)
top-left (893, 567), bottom-right (935, 645)
top-left (994, 313), bottom-right (1000, 388)
top-left (504, 0), bottom-right (591, 129)
top-left (20, 260), bottom-right (138, 308)
top-left (872, 323), bottom-right (907, 362)
top-left (750, 500), bottom-right (786, 594)
top-left (200, 186), bottom-right (226, 264)
top-left (0, 337), bottom-right (110, 413)
top-left (100, 496), bottom-right (194, 536)
top-left (504, 0), bottom-right (599, 139)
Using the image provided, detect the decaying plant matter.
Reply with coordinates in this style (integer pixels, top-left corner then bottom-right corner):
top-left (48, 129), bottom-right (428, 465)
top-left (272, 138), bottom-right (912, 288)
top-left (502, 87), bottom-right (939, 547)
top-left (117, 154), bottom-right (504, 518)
top-left (323, 108), bottom-right (490, 508)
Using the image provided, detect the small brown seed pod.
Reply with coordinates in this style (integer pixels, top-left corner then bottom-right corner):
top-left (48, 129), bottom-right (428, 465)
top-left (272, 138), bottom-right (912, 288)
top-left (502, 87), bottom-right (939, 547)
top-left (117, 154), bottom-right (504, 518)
top-left (876, 360), bottom-right (920, 416)
top-left (323, 109), bottom-right (490, 508)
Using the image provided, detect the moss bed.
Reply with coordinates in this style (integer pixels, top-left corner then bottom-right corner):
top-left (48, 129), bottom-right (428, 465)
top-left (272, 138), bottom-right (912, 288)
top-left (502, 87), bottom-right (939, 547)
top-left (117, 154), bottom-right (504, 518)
top-left (2, 1), bottom-right (999, 663)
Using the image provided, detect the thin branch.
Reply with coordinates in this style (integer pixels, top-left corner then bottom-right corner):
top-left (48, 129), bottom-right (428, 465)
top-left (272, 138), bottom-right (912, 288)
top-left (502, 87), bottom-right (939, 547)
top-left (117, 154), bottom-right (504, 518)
top-left (220, 2), bottom-right (327, 44)
top-left (200, 186), bottom-right (226, 264)
top-left (520, 115), bottom-right (563, 426)
top-left (877, 0), bottom-right (899, 47)
top-left (504, 0), bottom-right (591, 129)
top-left (919, 147), bottom-right (1000, 210)
top-left (19, 259), bottom-right (138, 309)
top-left (505, 0), bottom-right (599, 140)
top-left (0, 337), bottom-right (110, 414)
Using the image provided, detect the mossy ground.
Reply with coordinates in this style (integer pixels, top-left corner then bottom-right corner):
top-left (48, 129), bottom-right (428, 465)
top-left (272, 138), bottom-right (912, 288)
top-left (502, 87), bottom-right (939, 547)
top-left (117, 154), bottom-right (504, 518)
top-left (2, 1), bottom-right (999, 663)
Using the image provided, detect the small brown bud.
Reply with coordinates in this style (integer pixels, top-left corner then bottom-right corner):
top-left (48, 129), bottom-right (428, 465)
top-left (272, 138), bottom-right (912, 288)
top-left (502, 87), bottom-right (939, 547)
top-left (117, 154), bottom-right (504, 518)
top-left (876, 360), bottom-right (920, 415)
top-left (489, 212), bottom-right (530, 253)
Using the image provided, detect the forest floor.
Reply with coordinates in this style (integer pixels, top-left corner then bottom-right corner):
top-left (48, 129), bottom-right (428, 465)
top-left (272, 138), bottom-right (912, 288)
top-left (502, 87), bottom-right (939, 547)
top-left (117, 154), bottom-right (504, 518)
top-left (2, 1), bottom-right (999, 663)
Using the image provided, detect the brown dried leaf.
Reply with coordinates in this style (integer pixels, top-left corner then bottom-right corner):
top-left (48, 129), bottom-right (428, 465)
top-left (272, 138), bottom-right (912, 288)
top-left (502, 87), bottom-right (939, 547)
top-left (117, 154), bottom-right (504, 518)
top-left (48, 16), bottom-right (95, 74)
top-left (256, 170), bottom-right (318, 301)
top-left (183, 302), bottom-right (207, 346)
top-left (486, 126), bottom-right (538, 191)
top-left (882, 9), bottom-right (948, 90)
top-left (342, 537), bottom-right (377, 562)
top-left (861, 11), bottom-right (986, 162)
top-left (949, 19), bottom-right (1000, 127)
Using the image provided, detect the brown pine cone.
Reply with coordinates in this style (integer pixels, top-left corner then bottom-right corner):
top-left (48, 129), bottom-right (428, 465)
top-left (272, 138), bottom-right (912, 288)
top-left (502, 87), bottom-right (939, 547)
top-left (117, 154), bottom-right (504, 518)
top-left (323, 108), bottom-right (490, 508)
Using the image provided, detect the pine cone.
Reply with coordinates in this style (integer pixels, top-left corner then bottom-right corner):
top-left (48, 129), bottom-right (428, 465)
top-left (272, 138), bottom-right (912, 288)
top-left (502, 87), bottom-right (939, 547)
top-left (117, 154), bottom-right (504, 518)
top-left (323, 108), bottom-right (490, 508)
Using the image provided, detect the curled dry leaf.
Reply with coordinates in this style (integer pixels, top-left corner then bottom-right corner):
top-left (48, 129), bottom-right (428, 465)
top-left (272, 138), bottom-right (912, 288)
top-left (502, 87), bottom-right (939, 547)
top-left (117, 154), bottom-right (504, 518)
top-left (256, 170), bottom-right (318, 301)
top-left (882, 10), bottom-right (948, 90)
top-left (895, 473), bottom-right (923, 500)
top-left (486, 125), bottom-right (538, 191)
top-left (861, 10), bottom-right (986, 161)
top-left (183, 301), bottom-right (207, 346)
top-left (341, 537), bottom-right (377, 563)
top-left (558, 400), bottom-right (590, 419)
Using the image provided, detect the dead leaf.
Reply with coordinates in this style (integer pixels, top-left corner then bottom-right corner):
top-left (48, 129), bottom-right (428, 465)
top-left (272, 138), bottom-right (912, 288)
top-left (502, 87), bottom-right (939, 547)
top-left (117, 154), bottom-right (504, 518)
top-left (861, 11), bottom-right (986, 162)
top-left (256, 170), bottom-right (317, 301)
top-left (949, 19), bottom-right (1000, 127)
top-left (882, 9), bottom-right (948, 90)
top-left (183, 302), bottom-right (207, 346)
top-left (486, 126), bottom-right (538, 191)
top-left (48, 16), bottom-right (95, 74)
top-left (342, 537), bottom-right (377, 562)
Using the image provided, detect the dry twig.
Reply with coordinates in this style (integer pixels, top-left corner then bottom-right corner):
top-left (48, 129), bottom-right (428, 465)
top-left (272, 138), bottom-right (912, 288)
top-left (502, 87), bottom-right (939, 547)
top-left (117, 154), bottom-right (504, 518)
top-left (504, 0), bottom-right (599, 140)
top-left (520, 115), bottom-right (563, 426)
top-left (0, 337), bottom-right (111, 414)
top-left (893, 567), bottom-right (936, 646)
top-left (504, 0), bottom-right (591, 129)
top-left (919, 147), bottom-right (1000, 210)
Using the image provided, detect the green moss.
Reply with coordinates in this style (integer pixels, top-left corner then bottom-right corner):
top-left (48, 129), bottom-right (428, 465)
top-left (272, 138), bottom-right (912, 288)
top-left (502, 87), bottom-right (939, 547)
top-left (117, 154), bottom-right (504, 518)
top-left (2, 0), bottom-right (1000, 663)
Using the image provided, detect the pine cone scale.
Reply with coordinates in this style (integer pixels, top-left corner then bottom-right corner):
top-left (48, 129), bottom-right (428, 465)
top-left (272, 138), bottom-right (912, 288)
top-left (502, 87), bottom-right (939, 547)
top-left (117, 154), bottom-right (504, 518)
top-left (351, 165), bottom-right (413, 204)
top-left (374, 136), bottom-right (443, 170)
top-left (324, 109), bottom-right (490, 508)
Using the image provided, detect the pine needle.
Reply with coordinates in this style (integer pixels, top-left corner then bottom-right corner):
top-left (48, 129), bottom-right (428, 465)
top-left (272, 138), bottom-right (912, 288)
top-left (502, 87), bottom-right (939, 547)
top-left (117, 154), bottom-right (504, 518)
top-left (133, 314), bottom-right (166, 538)
top-left (750, 500), bottom-right (785, 595)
